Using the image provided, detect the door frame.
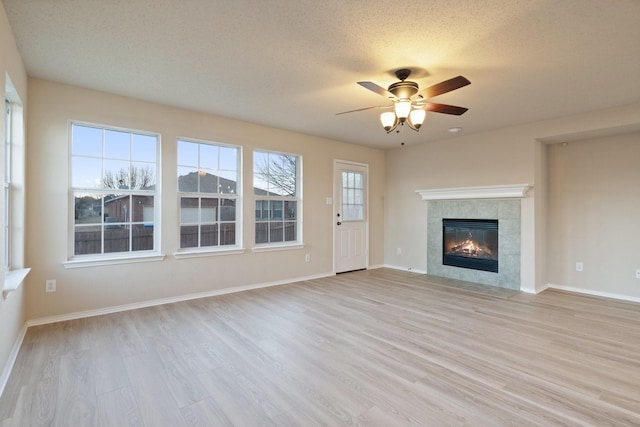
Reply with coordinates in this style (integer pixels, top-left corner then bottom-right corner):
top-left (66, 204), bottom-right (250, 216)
top-left (333, 159), bottom-right (370, 273)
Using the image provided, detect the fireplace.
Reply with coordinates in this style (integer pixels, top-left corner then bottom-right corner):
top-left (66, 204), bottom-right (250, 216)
top-left (443, 219), bottom-right (498, 273)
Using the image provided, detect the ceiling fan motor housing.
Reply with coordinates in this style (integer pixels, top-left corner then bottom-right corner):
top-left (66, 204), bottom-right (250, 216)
top-left (388, 68), bottom-right (419, 99)
top-left (388, 81), bottom-right (419, 99)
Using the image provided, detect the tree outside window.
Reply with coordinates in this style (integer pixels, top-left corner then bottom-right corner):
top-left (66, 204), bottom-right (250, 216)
top-left (253, 150), bottom-right (301, 244)
top-left (71, 123), bottom-right (159, 256)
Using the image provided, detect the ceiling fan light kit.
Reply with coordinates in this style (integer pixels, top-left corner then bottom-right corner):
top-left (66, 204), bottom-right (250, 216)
top-left (380, 105), bottom-right (426, 133)
top-left (409, 109), bottom-right (426, 128)
top-left (380, 111), bottom-right (397, 132)
top-left (339, 68), bottom-right (470, 134)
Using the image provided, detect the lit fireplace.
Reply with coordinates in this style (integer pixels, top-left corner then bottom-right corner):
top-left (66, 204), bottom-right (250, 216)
top-left (443, 219), bottom-right (498, 273)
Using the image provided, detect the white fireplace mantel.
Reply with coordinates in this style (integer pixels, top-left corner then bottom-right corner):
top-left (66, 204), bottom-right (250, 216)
top-left (416, 184), bottom-right (531, 201)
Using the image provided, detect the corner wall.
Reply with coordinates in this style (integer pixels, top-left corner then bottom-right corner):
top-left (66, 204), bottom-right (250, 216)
top-left (385, 102), bottom-right (640, 297)
top-left (546, 131), bottom-right (640, 300)
top-left (0, 1), bottom-right (28, 393)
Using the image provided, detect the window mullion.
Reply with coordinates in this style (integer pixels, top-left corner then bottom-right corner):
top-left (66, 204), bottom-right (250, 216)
top-left (198, 196), bottom-right (202, 248)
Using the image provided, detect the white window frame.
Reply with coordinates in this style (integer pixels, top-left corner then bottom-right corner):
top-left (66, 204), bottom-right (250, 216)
top-left (175, 138), bottom-right (242, 258)
top-left (4, 99), bottom-right (11, 270)
top-left (253, 149), bottom-right (302, 250)
top-left (340, 170), bottom-right (365, 221)
top-left (64, 121), bottom-right (163, 268)
top-left (3, 79), bottom-right (30, 296)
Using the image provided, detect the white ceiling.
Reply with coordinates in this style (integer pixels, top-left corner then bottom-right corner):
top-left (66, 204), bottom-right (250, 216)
top-left (3, 0), bottom-right (640, 149)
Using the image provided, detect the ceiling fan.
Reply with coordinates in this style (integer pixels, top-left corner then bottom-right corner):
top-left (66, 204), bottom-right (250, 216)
top-left (337, 69), bottom-right (471, 133)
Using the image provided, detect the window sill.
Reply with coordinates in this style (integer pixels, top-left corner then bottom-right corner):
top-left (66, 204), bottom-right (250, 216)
top-left (174, 247), bottom-right (246, 259)
top-left (63, 253), bottom-right (166, 269)
top-left (252, 243), bottom-right (305, 253)
top-left (3, 268), bottom-right (31, 299)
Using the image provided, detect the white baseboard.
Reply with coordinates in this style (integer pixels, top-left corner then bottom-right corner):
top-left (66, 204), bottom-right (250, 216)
top-left (520, 283), bottom-right (548, 294)
top-left (378, 264), bottom-right (427, 274)
top-left (26, 271), bottom-right (335, 327)
top-left (367, 263), bottom-right (386, 270)
top-left (0, 323), bottom-right (28, 399)
top-left (547, 283), bottom-right (640, 303)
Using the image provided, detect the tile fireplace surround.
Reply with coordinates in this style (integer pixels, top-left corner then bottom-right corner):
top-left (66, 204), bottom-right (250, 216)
top-left (417, 185), bottom-right (530, 290)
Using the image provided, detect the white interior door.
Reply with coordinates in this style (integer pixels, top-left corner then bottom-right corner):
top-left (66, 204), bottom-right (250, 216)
top-left (334, 161), bottom-right (368, 273)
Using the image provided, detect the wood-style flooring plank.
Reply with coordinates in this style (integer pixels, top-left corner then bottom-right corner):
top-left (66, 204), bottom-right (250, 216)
top-left (121, 349), bottom-right (188, 427)
top-left (179, 398), bottom-right (234, 427)
top-left (96, 386), bottom-right (142, 427)
top-left (1, 268), bottom-right (640, 426)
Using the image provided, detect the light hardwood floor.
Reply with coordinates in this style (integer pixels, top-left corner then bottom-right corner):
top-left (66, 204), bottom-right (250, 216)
top-left (1, 268), bottom-right (639, 426)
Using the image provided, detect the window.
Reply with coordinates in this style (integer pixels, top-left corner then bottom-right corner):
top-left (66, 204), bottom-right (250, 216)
top-left (4, 100), bottom-right (11, 268)
top-left (3, 79), bottom-right (30, 294)
top-left (253, 150), bottom-right (301, 245)
top-left (341, 171), bottom-right (364, 221)
top-left (71, 123), bottom-right (159, 257)
top-left (177, 139), bottom-right (240, 249)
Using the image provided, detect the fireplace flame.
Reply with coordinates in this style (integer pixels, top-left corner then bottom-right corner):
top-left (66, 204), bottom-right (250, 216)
top-left (448, 232), bottom-right (493, 258)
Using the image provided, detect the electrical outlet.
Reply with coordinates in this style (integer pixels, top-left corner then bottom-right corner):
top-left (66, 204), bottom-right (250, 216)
top-left (635, 269), bottom-right (640, 279)
top-left (397, 247), bottom-right (402, 255)
top-left (305, 254), bottom-right (311, 263)
top-left (576, 262), bottom-right (584, 272)
top-left (45, 279), bottom-right (56, 292)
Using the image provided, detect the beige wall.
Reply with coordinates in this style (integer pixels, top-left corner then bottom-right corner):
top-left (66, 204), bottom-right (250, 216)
top-left (0, 2), bottom-right (28, 389)
top-left (384, 103), bottom-right (640, 296)
top-left (25, 78), bottom-right (385, 320)
top-left (547, 132), bottom-right (640, 299)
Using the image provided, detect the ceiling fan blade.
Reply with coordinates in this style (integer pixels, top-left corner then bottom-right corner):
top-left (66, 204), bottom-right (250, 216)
top-left (417, 102), bottom-right (469, 115)
top-left (418, 76), bottom-right (471, 99)
top-left (357, 81), bottom-right (395, 98)
top-left (336, 105), bottom-right (392, 115)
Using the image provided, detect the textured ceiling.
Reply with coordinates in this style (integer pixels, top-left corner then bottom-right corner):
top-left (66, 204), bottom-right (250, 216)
top-left (3, 0), bottom-right (640, 149)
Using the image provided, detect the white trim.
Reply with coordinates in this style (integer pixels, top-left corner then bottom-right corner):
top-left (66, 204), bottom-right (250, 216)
top-left (251, 243), bottom-right (304, 253)
top-left (0, 323), bottom-right (27, 399)
top-left (379, 264), bottom-right (427, 274)
top-left (253, 149), bottom-right (302, 246)
top-left (520, 274), bottom-right (546, 294)
top-left (174, 247), bottom-right (245, 259)
top-left (177, 138), bottom-right (242, 250)
top-left (416, 184), bottom-right (531, 201)
top-left (547, 283), bottom-right (640, 303)
top-left (333, 159), bottom-right (370, 274)
top-left (26, 271), bottom-right (335, 327)
top-left (63, 253), bottom-right (165, 269)
top-left (68, 121), bottom-right (162, 261)
top-left (2, 268), bottom-right (30, 299)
